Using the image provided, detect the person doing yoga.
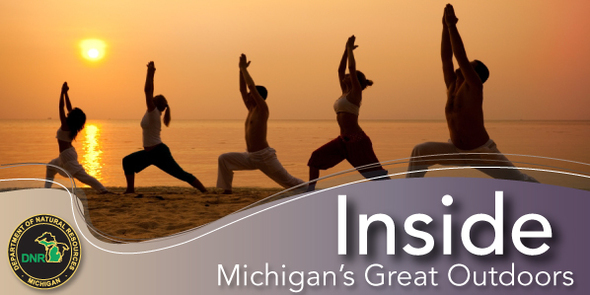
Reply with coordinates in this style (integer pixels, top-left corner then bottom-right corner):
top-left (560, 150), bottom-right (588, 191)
top-left (216, 54), bottom-right (304, 194)
top-left (45, 82), bottom-right (109, 193)
top-left (406, 4), bottom-right (537, 182)
top-left (122, 61), bottom-right (208, 193)
top-left (307, 36), bottom-right (389, 190)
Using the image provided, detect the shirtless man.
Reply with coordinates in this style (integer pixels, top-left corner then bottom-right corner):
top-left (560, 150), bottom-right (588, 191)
top-left (217, 54), bottom-right (305, 193)
top-left (406, 4), bottom-right (537, 182)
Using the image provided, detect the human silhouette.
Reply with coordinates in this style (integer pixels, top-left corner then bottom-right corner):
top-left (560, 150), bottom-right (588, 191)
top-left (406, 4), bottom-right (537, 182)
top-left (45, 82), bottom-right (109, 193)
top-left (122, 61), bottom-right (208, 193)
top-left (217, 54), bottom-right (304, 194)
top-left (307, 36), bottom-right (389, 190)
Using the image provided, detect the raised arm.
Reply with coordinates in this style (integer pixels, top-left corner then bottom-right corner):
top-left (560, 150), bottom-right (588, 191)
top-left (239, 68), bottom-right (252, 109)
top-left (444, 4), bottom-right (482, 87)
top-left (338, 41), bottom-right (359, 93)
top-left (144, 61), bottom-right (157, 111)
top-left (63, 83), bottom-right (73, 112)
top-left (239, 54), bottom-right (267, 111)
top-left (441, 8), bottom-right (456, 88)
top-left (59, 82), bottom-right (69, 129)
top-left (346, 36), bottom-right (363, 103)
top-left (338, 47), bottom-right (348, 93)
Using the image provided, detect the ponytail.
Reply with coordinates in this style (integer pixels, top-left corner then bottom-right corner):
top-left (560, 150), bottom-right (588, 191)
top-left (153, 94), bottom-right (171, 126)
top-left (163, 105), bottom-right (171, 127)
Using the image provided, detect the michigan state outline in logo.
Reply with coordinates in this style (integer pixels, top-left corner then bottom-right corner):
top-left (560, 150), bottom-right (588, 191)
top-left (7, 214), bottom-right (81, 289)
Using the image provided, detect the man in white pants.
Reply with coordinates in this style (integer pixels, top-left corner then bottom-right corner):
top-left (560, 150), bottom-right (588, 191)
top-left (407, 4), bottom-right (537, 182)
top-left (217, 54), bottom-right (305, 194)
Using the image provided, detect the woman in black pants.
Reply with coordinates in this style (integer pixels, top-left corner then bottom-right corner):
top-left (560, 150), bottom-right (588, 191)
top-left (123, 61), bottom-right (207, 194)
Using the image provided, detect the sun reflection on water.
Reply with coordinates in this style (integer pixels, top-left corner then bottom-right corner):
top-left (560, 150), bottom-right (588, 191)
top-left (81, 124), bottom-right (103, 185)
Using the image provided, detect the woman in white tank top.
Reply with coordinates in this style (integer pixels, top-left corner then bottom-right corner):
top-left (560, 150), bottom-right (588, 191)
top-left (122, 61), bottom-right (208, 194)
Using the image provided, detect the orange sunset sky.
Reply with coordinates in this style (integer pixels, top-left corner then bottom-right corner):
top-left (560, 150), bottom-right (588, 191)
top-left (1, 0), bottom-right (589, 121)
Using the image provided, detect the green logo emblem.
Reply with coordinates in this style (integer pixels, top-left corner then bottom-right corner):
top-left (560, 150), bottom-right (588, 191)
top-left (8, 214), bottom-right (81, 289)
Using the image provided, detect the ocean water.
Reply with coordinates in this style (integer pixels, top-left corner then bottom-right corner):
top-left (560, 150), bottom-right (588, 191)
top-left (0, 120), bottom-right (589, 188)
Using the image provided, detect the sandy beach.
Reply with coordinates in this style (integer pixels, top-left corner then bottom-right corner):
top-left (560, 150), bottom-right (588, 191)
top-left (80, 186), bottom-right (283, 243)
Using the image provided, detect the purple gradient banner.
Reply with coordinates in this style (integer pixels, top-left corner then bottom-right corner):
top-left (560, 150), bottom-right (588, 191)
top-left (1, 177), bottom-right (588, 294)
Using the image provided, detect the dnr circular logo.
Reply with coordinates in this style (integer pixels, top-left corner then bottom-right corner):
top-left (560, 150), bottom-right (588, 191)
top-left (7, 214), bottom-right (81, 289)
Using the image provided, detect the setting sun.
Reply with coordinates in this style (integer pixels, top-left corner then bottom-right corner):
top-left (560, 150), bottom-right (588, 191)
top-left (80, 39), bottom-right (106, 61)
top-left (88, 48), bottom-right (99, 58)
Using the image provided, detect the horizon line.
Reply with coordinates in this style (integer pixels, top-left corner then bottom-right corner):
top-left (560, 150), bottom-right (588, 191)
top-left (2, 118), bottom-right (590, 122)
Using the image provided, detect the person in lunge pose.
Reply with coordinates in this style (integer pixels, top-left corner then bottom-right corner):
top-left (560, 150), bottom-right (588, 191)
top-left (216, 54), bottom-right (305, 194)
top-left (406, 4), bottom-right (537, 182)
top-left (45, 82), bottom-right (110, 193)
top-left (307, 36), bottom-right (389, 190)
top-left (122, 61), bottom-right (208, 193)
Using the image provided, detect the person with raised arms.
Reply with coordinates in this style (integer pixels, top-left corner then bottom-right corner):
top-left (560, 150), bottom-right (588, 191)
top-left (216, 54), bottom-right (305, 194)
top-left (45, 82), bottom-right (110, 193)
top-left (122, 61), bottom-right (208, 194)
top-left (406, 4), bottom-right (537, 182)
top-left (307, 36), bottom-right (389, 190)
